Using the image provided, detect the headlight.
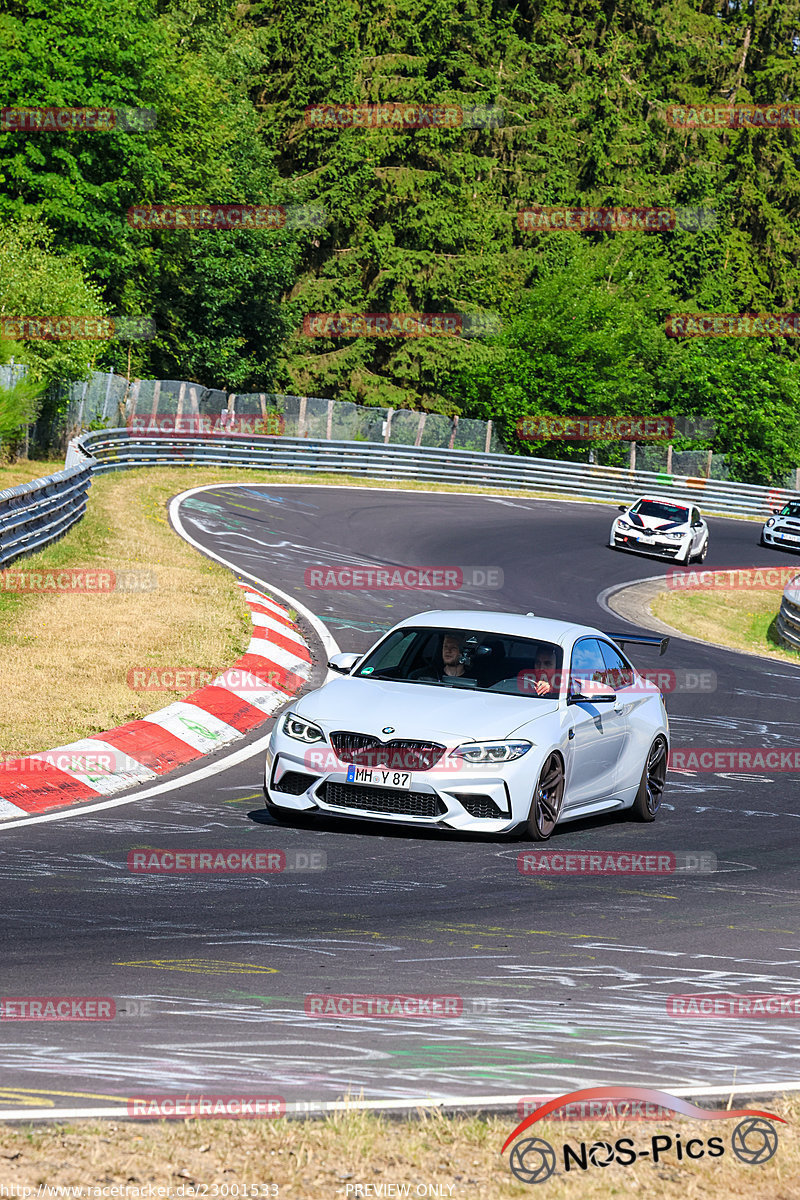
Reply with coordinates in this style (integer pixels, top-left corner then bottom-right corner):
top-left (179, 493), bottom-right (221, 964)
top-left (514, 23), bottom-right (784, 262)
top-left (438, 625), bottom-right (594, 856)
top-left (452, 740), bottom-right (532, 763)
top-left (616, 519), bottom-right (632, 530)
top-left (766, 518), bottom-right (776, 528)
top-left (662, 531), bottom-right (686, 540)
top-left (282, 712), bottom-right (325, 743)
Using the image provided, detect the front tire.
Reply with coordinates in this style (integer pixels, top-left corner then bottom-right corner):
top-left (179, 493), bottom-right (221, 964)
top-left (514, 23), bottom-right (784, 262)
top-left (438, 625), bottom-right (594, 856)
top-left (631, 736), bottom-right (668, 821)
top-left (527, 752), bottom-right (565, 840)
top-left (692, 538), bottom-right (708, 564)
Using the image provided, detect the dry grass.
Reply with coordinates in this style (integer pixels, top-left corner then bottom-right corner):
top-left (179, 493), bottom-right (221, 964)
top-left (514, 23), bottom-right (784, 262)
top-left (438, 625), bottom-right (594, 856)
top-left (0, 1099), bottom-right (797, 1197)
top-left (0, 456), bottom-right (65, 491)
top-left (0, 467), bottom-right (264, 757)
top-left (651, 586), bottom-right (800, 666)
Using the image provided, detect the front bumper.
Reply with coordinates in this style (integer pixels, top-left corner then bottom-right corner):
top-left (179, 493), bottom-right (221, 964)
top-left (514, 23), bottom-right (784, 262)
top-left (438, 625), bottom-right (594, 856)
top-left (264, 743), bottom-right (523, 833)
top-left (763, 526), bottom-right (800, 551)
top-left (611, 530), bottom-right (689, 559)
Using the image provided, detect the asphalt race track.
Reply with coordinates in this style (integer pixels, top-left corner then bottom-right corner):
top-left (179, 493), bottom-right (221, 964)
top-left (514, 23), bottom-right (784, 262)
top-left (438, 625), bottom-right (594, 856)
top-left (2, 483), bottom-right (800, 1117)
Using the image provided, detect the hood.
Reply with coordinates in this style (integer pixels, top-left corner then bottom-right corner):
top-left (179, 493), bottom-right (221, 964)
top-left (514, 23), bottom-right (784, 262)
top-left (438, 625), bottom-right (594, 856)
top-left (627, 511), bottom-right (688, 532)
top-left (293, 676), bottom-right (560, 742)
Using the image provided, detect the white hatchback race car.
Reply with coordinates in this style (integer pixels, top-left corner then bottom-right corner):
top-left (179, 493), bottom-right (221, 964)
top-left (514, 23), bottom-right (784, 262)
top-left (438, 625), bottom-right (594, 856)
top-left (760, 500), bottom-right (800, 552)
top-left (264, 611), bottom-right (670, 840)
top-left (610, 495), bottom-right (709, 563)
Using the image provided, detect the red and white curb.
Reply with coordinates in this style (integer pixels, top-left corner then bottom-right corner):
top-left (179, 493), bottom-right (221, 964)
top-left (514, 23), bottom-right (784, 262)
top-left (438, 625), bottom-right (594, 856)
top-left (0, 584), bottom-right (310, 820)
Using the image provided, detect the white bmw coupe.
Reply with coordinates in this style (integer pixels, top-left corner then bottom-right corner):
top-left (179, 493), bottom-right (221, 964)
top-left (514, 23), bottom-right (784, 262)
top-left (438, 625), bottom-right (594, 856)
top-left (263, 611), bottom-right (670, 839)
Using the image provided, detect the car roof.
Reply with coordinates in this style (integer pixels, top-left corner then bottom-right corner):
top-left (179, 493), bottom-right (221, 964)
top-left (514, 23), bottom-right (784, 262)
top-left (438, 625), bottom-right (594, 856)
top-left (390, 609), bottom-right (609, 647)
top-left (631, 495), bottom-right (690, 509)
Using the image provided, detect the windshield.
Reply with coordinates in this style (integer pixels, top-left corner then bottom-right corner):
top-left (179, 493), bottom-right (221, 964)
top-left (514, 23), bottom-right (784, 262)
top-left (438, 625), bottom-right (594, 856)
top-left (630, 499), bottom-right (689, 523)
top-left (354, 627), bottom-right (564, 696)
top-left (779, 503), bottom-right (800, 518)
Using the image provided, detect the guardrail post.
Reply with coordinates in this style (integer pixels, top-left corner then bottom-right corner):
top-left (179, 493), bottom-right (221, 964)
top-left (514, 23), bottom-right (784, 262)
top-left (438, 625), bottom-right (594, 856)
top-left (485, 420), bottom-right (492, 454)
top-left (384, 408), bottom-right (394, 444)
top-left (629, 441), bottom-right (636, 470)
top-left (298, 396), bottom-right (307, 438)
top-left (414, 412), bottom-right (426, 447)
top-left (326, 399), bottom-right (334, 440)
top-left (706, 449), bottom-right (713, 478)
top-left (666, 444), bottom-right (672, 474)
top-left (448, 415), bottom-right (459, 450)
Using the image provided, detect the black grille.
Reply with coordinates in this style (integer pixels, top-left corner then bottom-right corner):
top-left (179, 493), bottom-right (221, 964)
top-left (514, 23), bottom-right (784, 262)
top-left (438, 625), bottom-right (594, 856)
top-left (274, 770), bottom-right (317, 795)
top-left (320, 781), bottom-right (443, 818)
top-left (329, 732), bottom-right (445, 771)
top-left (453, 794), bottom-right (504, 819)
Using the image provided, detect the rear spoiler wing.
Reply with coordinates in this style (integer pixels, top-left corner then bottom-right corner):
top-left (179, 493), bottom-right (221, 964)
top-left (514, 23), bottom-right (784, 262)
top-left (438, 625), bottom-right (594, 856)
top-left (605, 632), bottom-right (669, 656)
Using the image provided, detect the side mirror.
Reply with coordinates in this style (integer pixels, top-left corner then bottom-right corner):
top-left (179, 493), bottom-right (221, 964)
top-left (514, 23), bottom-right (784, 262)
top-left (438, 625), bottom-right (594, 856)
top-left (772, 509), bottom-right (781, 515)
top-left (327, 652), bottom-right (361, 674)
top-left (618, 504), bottom-right (628, 512)
top-left (567, 679), bottom-right (617, 705)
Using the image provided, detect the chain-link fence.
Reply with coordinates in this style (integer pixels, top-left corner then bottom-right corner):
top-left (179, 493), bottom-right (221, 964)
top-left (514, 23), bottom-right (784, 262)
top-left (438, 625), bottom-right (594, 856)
top-left (6, 365), bottom-right (800, 488)
top-left (634, 444), bottom-right (729, 480)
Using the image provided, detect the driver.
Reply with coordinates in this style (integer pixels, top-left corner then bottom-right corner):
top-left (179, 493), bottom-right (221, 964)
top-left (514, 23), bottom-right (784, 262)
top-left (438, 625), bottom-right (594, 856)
top-left (412, 632), bottom-right (473, 681)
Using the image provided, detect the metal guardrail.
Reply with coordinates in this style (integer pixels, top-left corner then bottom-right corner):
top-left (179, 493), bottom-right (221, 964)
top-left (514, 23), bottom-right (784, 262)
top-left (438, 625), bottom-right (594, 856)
top-left (2, 427), bottom-right (797, 569)
top-left (0, 461), bottom-right (93, 569)
top-left (777, 574), bottom-right (800, 650)
top-left (76, 429), bottom-right (795, 519)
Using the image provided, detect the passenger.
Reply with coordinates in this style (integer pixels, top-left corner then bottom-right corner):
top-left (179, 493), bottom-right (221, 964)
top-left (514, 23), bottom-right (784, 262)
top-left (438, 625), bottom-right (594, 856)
top-left (531, 647), bottom-right (559, 696)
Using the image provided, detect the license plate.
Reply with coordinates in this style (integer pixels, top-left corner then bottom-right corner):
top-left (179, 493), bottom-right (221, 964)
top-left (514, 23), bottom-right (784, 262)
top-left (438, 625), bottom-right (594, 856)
top-left (346, 765), bottom-right (411, 788)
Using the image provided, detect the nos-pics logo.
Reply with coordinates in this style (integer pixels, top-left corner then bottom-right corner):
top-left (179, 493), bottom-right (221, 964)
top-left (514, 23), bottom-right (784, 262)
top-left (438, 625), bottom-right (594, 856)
top-left (501, 1087), bottom-right (784, 1185)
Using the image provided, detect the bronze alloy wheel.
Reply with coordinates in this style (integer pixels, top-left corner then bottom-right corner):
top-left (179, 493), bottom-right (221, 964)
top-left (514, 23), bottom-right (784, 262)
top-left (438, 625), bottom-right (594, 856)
top-left (632, 736), bottom-right (668, 821)
top-left (527, 752), bottom-right (565, 841)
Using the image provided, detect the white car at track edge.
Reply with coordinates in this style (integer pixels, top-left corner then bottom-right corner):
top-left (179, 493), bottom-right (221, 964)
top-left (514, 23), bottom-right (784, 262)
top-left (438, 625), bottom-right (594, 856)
top-left (610, 495), bottom-right (709, 564)
top-left (263, 610), bottom-right (670, 840)
top-left (760, 500), bottom-right (800, 551)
